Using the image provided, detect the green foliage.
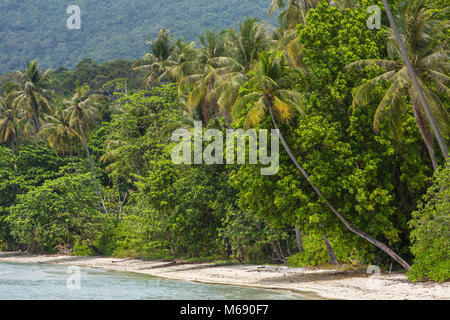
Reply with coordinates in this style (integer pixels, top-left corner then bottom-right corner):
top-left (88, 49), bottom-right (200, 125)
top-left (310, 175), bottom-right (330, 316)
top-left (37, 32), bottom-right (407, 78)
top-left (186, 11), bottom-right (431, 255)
top-left (50, 59), bottom-right (146, 96)
top-left (408, 163), bottom-right (450, 282)
top-left (287, 232), bottom-right (367, 267)
top-left (72, 240), bottom-right (95, 256)
top-left (218, 208), bottom-right (293, 264)
top-left (6, 173), bottom-right (107, 253)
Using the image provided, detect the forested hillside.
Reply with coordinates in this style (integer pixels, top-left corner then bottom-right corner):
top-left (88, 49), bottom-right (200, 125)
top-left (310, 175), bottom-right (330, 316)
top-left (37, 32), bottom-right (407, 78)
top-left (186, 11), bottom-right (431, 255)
top-left (0, 0), bottom-right (272, 74)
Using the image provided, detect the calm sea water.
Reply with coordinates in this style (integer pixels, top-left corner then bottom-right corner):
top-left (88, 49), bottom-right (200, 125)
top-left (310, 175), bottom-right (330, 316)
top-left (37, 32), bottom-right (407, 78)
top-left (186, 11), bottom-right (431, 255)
top-left (0, 262), bottom-right (303, 300)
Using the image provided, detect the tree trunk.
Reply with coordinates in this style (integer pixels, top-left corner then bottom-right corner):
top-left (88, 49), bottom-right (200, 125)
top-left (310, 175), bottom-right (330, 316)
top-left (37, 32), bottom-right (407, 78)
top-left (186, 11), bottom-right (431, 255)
top-left (223, 109), bottom-right (233, 129)
top-left (32, 114), bottom-right (39, 149)
top-left (64, 129), bottom-right (77, 172)
top-left (202, 97), bottom-right (210, 125)
top-left (79, 125), bottom-right (97, 183)
top-left (79, 124), bottom-right (107, 213)
top-left (295, 225), bottom-right (304, 252)
top-left (267, 103), bottom-right (411, 270)
top-left (31, 95), bottom-right (41, 149)
top-left (11, 140), bottom-right (17, 170)
top-left (323, 234), bottom-right (339, 265)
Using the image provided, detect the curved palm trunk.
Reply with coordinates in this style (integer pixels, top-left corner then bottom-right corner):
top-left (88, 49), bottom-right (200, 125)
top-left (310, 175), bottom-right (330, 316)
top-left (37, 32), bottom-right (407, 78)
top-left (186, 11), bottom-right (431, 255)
top-left (267, 103), bottom-right (411, 270)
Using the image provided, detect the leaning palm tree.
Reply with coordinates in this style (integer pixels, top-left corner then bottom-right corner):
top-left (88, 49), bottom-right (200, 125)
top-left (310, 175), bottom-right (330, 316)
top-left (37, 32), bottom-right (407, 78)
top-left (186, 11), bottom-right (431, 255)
top-left (133, 29), bottom-right (177, 88)
top-left (348, 0), bottom-right (449, 170)
top-left (13, 60), bottom-right (52, 149)
top-left (0, 95), bottom-right (18, 155)
top-left (40, 100), bottom-right (81, 167)
top-left (235, 51), bottom-right (411, 270)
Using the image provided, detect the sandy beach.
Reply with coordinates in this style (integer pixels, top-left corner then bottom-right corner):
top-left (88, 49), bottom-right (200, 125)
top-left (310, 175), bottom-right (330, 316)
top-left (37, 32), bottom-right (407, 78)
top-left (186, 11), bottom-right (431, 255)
top-left (0, 252), bottom-right (448, 300)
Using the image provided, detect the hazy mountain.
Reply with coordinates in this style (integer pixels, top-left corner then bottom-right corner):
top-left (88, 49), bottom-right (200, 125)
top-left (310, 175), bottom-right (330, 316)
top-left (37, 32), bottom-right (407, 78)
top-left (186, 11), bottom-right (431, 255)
top-left (0, 0), bottom-right (273, 74)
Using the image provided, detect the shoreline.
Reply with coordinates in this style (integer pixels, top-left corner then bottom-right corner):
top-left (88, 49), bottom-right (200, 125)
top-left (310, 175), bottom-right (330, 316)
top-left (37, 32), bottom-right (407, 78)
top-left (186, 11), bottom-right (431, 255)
top-left (0, 252), bottom-right (448, 300)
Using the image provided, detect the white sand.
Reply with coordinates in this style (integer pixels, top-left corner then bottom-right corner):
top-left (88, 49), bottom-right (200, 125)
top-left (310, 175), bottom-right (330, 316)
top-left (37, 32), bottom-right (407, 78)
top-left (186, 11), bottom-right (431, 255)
top-left (0, 252), bottom-right (448, 300)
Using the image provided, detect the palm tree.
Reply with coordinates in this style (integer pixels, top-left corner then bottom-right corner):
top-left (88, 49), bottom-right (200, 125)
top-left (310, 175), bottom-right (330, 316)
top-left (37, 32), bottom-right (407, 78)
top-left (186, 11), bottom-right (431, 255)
top-left (268, 0), bottom-right (359, 32)
top-left (268, 0), bottom-right (316, 29)
top-left (13, 60), bottom-right (52, 149)
top-left (133, 29), bottom-right (177, 88)
top-left (178, 30), bottom-right (230, 125)
top-left (167, 38), bottom-right (199, 83)
top-left (65, 83), bottom-right (101, 188)
top-left (348, 0), bottom-right (449, 170)
top-left (209, 18), bottom-right (269, 123)
top-left (235, 51), bottom-right (411, 270)
top-left (0, 95), bottom-right (18, 155)
top-left (40, 99), bottom-right (81, 167)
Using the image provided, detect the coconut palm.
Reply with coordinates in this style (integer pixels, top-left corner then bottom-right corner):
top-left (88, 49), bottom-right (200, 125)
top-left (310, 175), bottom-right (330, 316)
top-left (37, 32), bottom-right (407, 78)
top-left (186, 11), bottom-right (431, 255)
top-left (65, 83), bottom-right (100, 182)
top-left (268, 0), bottom-right (358, 31)
top-left (348, 0), bottom-right (449, 170)
top-left (167, 38), bottom-right (199, 83)
top-left (235, 51), bottom-right (411, 270)
top-left (208, 18), bottom-right (269, 123)
top-left (133, 29), bottom-right (177, 88)
top-left (13, 60), bottom-right (52, 148)
top-left (178, 30), bottom-right (230, 125)
top-left (0, 95), bottom-right (18, 155)
top-left (39, 98), bottom-right (81, 167)
top-left (268, 0), bottom-right (316, 29)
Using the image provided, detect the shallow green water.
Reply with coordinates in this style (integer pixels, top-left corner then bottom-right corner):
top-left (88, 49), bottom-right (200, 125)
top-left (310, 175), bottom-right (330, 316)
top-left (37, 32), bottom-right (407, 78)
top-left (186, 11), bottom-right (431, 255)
top-left (0, 262), bottom-right (303, 300)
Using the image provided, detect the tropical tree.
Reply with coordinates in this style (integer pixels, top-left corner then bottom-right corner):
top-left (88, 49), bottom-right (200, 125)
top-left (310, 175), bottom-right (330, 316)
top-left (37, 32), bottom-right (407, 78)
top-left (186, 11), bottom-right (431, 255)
top-left (235, 51), bottom-right (411, 270)
top-left (65, 83), bottom-right (101, 191)
top-left (210, 18), bottom-right (269, 122)
top-left (133, 29), bottom-right (177, 88)
top-left (348, 0), bottom-right (450, 170)
top-left (0, 96), bottom-right (18, 155)
top-left (13, 60), bottom-right (52, 148)
top-left (39, 99), bottom-right (81, 167)
top-left (178, 30), bottom-right (230, 125)
top-left (268, 0), bottom-right (318, 29)
top-left (167, 38), bottom-right (199, 83)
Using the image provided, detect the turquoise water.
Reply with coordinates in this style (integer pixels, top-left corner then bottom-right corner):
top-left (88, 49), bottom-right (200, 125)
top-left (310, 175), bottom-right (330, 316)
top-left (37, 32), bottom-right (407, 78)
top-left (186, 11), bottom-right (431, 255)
top-left (0, 262), bottom-right (303, 300)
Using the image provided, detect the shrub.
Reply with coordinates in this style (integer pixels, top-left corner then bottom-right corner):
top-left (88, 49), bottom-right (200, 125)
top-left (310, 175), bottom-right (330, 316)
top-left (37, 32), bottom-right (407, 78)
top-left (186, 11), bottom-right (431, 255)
top-left (408, 163), bottom-right (450, 282)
